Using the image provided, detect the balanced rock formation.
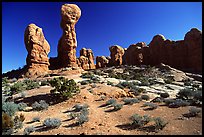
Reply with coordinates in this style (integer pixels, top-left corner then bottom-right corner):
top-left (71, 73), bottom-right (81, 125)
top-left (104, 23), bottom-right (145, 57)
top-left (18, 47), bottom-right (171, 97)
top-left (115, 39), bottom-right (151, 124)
top-left (109, 45), bottom-right (125, 66)
top-left (57, 4), bottom-right (81, 68)
top-left (24, 23), bottom-right (50, 76)
top-left (77, 48), bottom-right (96, 70)
top-left (96, 56), bottom-right (109, 68)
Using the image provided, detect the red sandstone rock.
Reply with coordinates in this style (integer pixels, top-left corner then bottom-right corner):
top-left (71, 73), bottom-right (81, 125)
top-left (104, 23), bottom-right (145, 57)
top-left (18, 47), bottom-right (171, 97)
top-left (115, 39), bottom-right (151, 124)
top-left (109, 45), bottom-right (124, 66)
top-left (57, 4), bottom-right (81, 68)
top-left (24, 23), bottom-right (50, 76)
top-left (96, 56), bottom-right (109, 68)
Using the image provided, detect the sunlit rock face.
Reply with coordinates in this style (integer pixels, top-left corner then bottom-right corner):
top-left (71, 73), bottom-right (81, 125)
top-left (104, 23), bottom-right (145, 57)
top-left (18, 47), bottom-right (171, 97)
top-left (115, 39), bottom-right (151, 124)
top-left (57, 4), bottom-right (81, 68)
top-left (96, 56), bottom-right (109, 68)
top-left (77, 48), bottom-right (96, 70)
top-left (24, 23), bottom-right (50, 77)
top-left (109, 45), bottom-right (125, 66)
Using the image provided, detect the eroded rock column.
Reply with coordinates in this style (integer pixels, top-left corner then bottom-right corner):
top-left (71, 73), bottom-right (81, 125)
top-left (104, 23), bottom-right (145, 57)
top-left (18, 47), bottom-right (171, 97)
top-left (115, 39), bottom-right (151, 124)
top-left (24, 23), bottom-right (50, 76)
top-left (57, 4), bottom-right (81, 68)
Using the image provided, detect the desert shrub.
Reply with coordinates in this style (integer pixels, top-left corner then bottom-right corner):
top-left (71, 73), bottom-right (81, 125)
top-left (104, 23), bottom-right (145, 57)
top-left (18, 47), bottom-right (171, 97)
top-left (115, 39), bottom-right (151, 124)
top-left (183, 107), bottom-right (202, 117)
top-left (112, 103), bottom-right (123, 111)
top-left (193, 90), bottom-right (202, 102)
top-left (73, 104), bottom-right (89, 112)
top-left (183, 78), bottom-right (193, 86)
top-left (168, 99), bottom-right (190, 108)
top-left (105, 99), bottom-right (116, 105)
top-left (122, 98), bottom-right (140, 105)
top-left (43, 118), bottom-right (61, 128)
top-left (24, 126), bottom-right (35, 135)
top-left (2, 112), bottom-right (14, 135)
top-left (13, 113), bottom-right (25, 129)
top-left (160, 92), bottom-right (170, 98)
top-left (164, 78), bottom-right (173, 84)
top-left (32, 100), bottom-right (49, 111)
top-left (91, 83), bottom-right (97, 88)
top-left (177, 88), bottom-right (194, 100)
top-left (69, 112), bottom-right (80, 120)
top-left (115, 83), bottom-right (124, 89)
top-left (163, 98), bottom-right (175, 105)
top-left (142, 102), bottom-right (158, 110)
top-left (20, 91), bottom-right (26, 98)
top-left (153, 117), bottom-right (168, 130)
top-left (40, 80), bottom-right (50, 86)
top-left (130, 114), bottom-right (151, 127)
top-left (139, 78), bottom-right (150, 86)
top-left (17, 102), bottom-right (27, 111)
top-left (81, 72), bottom-right (94, 79)
top-left (23, 79), bottom-right (40, 90)
top-left (141, 94), bottom-right (150, 101)
top-left (10, 82), bottom-right (26, 95)
top-left (2, 102), bottom-right (19, 116)
top-left (49, 77), bottom-right (80, 99)
top-left (80, 80), bottom-right (91, 85)
top-left (76, 113), bottom-right (89, 125)
top-left (129, 88), bottom-right (140, 96)
top-left (2, 77), bottom-right (10, 87)
top-left (107, 81), bottom-right (114, 86)
top-left (150, 97), bottom-right (163, 103)
top-left (32, 117), bottom-right (40, 122)
top-left (90, 76), bottom-right (101, 83)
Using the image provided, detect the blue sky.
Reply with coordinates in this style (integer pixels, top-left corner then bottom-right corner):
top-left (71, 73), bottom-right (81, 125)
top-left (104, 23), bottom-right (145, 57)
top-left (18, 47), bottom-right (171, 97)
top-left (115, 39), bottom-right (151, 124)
top-left (2, 2), bottom-right (202, 73)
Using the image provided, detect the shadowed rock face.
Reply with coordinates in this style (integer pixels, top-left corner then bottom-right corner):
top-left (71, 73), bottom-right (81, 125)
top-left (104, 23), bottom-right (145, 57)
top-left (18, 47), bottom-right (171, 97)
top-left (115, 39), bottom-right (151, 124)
top-left (96, 56), bottom-right (109, 68)
top-left (77, 48), bottom-right (95, 70)
top-left (122, 28), bottom-right (202, 74)
top-left (24, 23), bottom-right (50, 76)
top-left (57, 4), bottom-right (81, 68)
top-left (109, 45), bottom-right (125, 66)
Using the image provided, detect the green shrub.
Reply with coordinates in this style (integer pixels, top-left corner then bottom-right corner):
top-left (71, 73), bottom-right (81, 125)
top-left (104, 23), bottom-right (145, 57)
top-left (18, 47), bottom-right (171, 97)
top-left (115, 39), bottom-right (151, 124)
top-left (2, 102), bottom-right (19, 116)
top-left (130, 114), bottom-right (151, 127)
top-left (10, 82), bottom-right (26, 95)
top-left (18, 102), bottom-right (27, 111)
top-left (160, 92), bottom-right (170, 98)
top-left (43, 118), bottom-right (61, 128)
top-left (122, 98), bottom-right (140, 105)
top-left (153, 117), bottom-right (168, 130)
top-left (76, 113), bottom-right (89, 125)
top-left (40, 80), bottom-right (50, 86)
top-left (141, 94), bottom-right (150, 101)
top-left (32, 117), bottom-right (40, 122)
top-left (105, 99), bottom-right (116, 105)
top-left (185, 107), bottom-right (202, 117)
top-left (107, 81), bottom-right (114, 86)
top-left (24, 126), bottom-right (35, 135)
top-left (73, 104), bottom-right (89, 112)
top-left (49, 77), bottom-right (80, 99)
top-left (168, 99), bottom-right (190, 108)
top-left (23, 79), bottom-right (40, 90)
top-left (32, 100), bottom-right (49, 111)
top-left (112, 103), bottom-right (123, 111)
top-left (80, 72), bottom-right (94, 79)
top-left (177, 88), bottom-right (194, 100)
top-left (2, 112), bottom-right (14, 135)
top-left (142, 102), bottom-right (158, 110)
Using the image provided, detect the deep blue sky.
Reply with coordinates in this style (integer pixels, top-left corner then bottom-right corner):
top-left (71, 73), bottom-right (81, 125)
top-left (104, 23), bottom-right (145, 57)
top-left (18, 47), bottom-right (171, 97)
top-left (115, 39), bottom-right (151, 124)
top-left (2, 2), bottom-right (202, 73)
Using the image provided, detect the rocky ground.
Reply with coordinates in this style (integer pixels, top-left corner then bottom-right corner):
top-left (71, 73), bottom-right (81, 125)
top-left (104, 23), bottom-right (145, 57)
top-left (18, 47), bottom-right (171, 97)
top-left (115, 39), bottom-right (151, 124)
top-left (2, 64), bottom-right (202, 135)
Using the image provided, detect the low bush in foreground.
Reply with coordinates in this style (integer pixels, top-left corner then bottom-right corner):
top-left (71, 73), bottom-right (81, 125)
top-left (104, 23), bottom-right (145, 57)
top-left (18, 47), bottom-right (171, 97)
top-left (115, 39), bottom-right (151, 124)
top-left (43, 118), bottom-right (61, 128)
top-left (32, 100), bottom-right (49, 111)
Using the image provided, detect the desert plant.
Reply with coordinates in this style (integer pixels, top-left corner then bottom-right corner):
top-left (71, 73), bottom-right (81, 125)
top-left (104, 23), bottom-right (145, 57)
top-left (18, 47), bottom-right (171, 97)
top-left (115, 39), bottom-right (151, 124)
top-left (153, 117), bottom-right (168, 130)
top-left (49, 77), bottom-right (80, 99)
top-left (177, 88), bottom-right (194, 100)
top-left (184, 107), bottom-right (202, 117)
top-left (73, 104), bottom-right (89, 112)
top-left (32, 100), bottom-right (49, 111)
top-left (164, 78), bottom-right (173, 84)
top-left (2, 112), bottom-right (14, 135)
top-left (2, 102), bottom-right (19, 116)
top-left (76, 113), bottom-right (89, 125)
top-left (107, 81), bottom-right (114, 86)
top-left (13, 114), bottom-right (25, 129)
top-left (43, 118), bottom-right (61, 128)
top-left (17, 102), bottom-right (27, 111)
top-left (105, 99), bottom-right (116, 105)
top-left (141, 94), bottom-right (150, 101)
top-left (10, 81), bottom-right (26, 95)
top-left (163, 98), bottom-right (176, 106)
top-left (150, 97), bottom-right (163, 103)
top-left (168, 99), bottom-right (190, 108)
top-left (24, 126), bottom-right (35, 135)
top-left (80, 72), bottom-right (94, 79)
top-left (122, 98), bottom-right (140, 105)
top-left (40, 80), bottom-right (50, 86)
top-left (142, 102), bottom-right (158, 110)
top-left (32, 117), bottom-right (40, 122)
top-left (160, 92), bottom-right (170, 98)
top-left (20, 91), bottom-right (26, 98)
top-left (23, 79), bottom-right (40, 90)
top-left (130, 114), bottom-right (151, 127)
top-left (112, 103), bottom-right (123, 111)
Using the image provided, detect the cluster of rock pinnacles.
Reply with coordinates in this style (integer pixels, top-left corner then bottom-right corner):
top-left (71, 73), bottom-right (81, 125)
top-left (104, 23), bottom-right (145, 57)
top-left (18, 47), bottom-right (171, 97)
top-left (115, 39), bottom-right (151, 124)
top-left (24, 4), bottom-right (202, 77)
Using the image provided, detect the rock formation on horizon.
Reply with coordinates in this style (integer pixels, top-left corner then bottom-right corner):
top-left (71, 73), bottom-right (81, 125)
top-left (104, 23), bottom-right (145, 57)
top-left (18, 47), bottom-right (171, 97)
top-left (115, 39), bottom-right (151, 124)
top-left (24, 23), bottom-right (50, 77)
top-left (57, 4), bottom-right (81, 68)
top-left (77, 48), bottom-right (96, 70)
top-left (96, 56), bottom-right (109, 68)
top-left (109, 45), bottom-right (125, 66)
